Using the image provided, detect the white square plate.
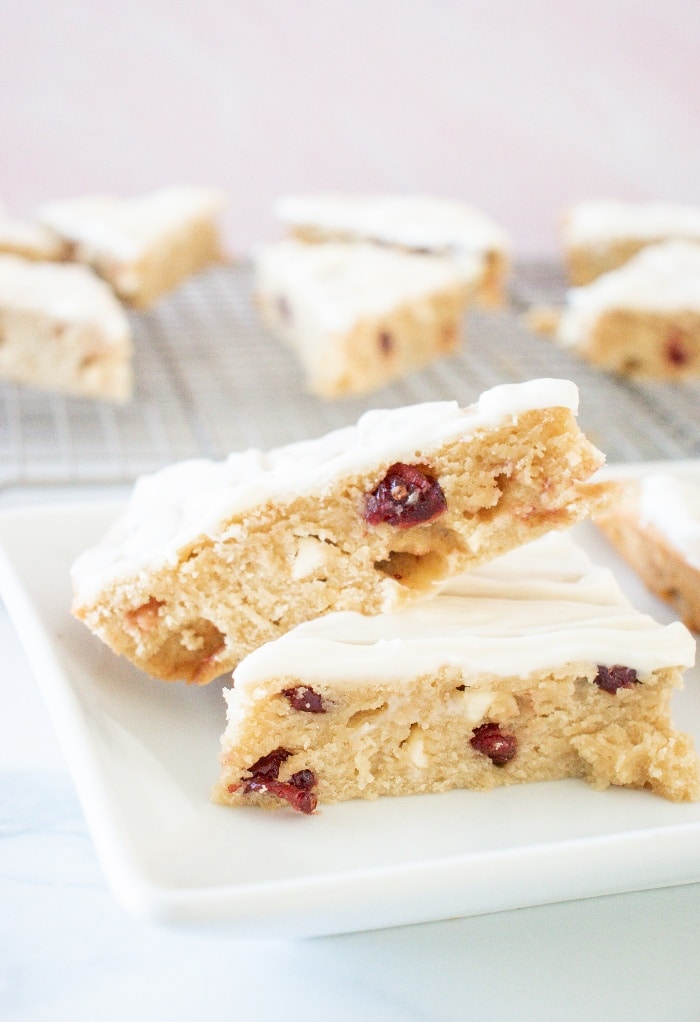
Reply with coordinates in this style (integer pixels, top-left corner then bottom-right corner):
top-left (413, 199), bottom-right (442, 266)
top-left (1, 463), bottom-right (699, 938)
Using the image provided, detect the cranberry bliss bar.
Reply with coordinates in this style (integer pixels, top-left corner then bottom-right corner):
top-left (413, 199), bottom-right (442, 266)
top-left (71, 378), bottom-right (614, 684)
top-left (274, 192), bottom-right (510, 307)
top-left (254, 238), bottom-right (479, 397)
top-left (0, 254), bottom-right (132, 401)
top-left (0, 202), bottom-right (67, 262)
top-left (562, 199), bottom-right (700, 285)
top-left (36, 185), bottom-right (227, 309)
top-left (213, 533), bottom-right (699, 813)
top-left (553, 241), bottom-right (700, 379)
top-left (596, 472), bottom-right (700, 632)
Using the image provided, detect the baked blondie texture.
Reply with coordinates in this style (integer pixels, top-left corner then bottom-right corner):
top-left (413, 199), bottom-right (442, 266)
top-left (213, 532), bottom-right (699, 812)
top-left (0, 203), bottom-right (67, 261)
top-left (71, 378), bottom-right (614, 684)
top-left (597, 473), bottom-right (700, 632)
top-left (36, 185), bottom-right (227, 308)
top-left (554, 241), bottom-right (700, 379)
top-left (254, 239), bottom-right (479, 396)
top-left (562, 200), bottom-right (700, 285)
top-left (0, 254), bottom-right (133, 401)
top-left (274, 193), bottom-right (510, 307)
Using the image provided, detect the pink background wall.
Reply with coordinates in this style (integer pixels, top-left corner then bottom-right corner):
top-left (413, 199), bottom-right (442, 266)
top-left (1, 1), bottom-right (698, 257)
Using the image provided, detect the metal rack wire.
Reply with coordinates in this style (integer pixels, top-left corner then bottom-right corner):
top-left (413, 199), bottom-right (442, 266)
top-left (1, 260), bottom-right (698, 491)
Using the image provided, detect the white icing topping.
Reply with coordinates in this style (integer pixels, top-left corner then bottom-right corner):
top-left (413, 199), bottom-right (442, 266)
top-left (440, 532), bottom-right (625, 604)
top-left (71, 379), bottom-right (579, 600)
top-left (275, 193), bottom-right (510, 256)
top-left (564, 200), bottom-right (700, 247)
top-left (557, 241), bottom-right (700, 348)
top-left (254, 239), bottom-right (480, 334)
top-left (228, 533), bottom-right (695, 699)
top-left (638, 473), bottom-right (700, 570)
top-left (37, 186), bottom-right (226, 262)
top-left (0, 254), bottom-right (131, 342)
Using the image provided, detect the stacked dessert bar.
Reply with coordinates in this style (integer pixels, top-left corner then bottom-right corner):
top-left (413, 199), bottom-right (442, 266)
top-left (70, 378), bottom-right (700, 812)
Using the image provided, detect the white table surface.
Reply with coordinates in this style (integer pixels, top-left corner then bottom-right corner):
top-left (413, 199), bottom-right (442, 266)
top-left (2, 492), bottom-right (700, 1022)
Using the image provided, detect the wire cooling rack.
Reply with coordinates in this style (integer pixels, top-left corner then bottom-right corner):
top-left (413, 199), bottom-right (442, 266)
top-left (1, 260), bottom-right (698, 491)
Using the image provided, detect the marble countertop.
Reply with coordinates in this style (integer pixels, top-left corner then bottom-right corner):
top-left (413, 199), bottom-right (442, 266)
top-left (2, 522), bottom-right (700, 1021)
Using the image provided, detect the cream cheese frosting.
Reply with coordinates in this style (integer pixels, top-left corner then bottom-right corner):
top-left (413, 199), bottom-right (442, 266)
top-left (564, 200), bottom-right (700, 246)
top-left (36, 186), bottom-right (227, 262)
top-left (0, 254), bottom-right (131, 342)
top-left (557, 241), bottom-right (700, 348)
top-left (255, 239), bottom-right (481, 334)
top-left (274, 194), bottom-right (510, 256)
top-left (71, 378), bottom-right (580, 601)
top-left (638, 473), bottom-right (700, 570)
top-left (227, 532), bottom-right (695, 700)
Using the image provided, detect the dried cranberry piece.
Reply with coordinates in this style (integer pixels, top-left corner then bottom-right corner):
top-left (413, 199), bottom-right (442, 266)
top-left (282, 685), bottom-right (326, 713)
top-left (594, 665), bottom-right (639, 694)
top-left (289, 768), bottom-right (317, 790)
top-left (229, 749), bottom-right (319, 812)
top-left (470, 723), bottom-right (517, 766)
top-left (665, 329), bottom-right (689, 366)
top-left (363, 463), bottom-right (447, 529)
top-left (243, 776), bottom-right (317, 814)
top-left (247, 747), bottom-right (292, 780)
top-left (379, 331), bottom-right (394, 355)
